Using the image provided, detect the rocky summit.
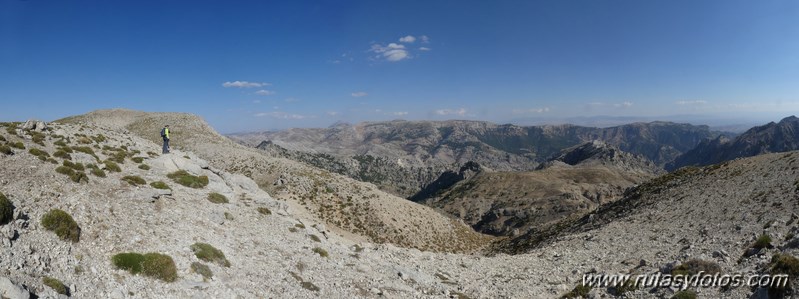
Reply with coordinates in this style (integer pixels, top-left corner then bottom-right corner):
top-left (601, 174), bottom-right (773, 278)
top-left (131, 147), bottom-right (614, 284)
top-left (1, 110), bottom-right (799, 299)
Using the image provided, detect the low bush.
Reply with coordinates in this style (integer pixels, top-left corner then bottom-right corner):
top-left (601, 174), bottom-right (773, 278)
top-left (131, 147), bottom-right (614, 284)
top-left (71, 146), bottom-right (95, 156)
top-left (671, 259), bottom-right (721, 276)
top-left (31, 132), bottom-right (46, 146)
top-left (109, 151), bottom-right (127, 163)
top-left (142, 253), bottom-right (178, 282)
top-left (54, 140), bottom-right (67, 147)
top-left (53, 150), bottom-right (71, 160)
top-left (561, 284), bottom-right (591, 298)
top-left (150, 181), bottom-right (170, 190)
top-left (132, 157), bottom-right (145, 163)
top-left (257, 207), bottom-right (271, 215)
top-left (55, 166), bottom-right (88, 183)
top-left (207, 193), bottom-right (228, 204)
top-left (10, 142), bottom-right (24, 149)
top-left (41, 209), bottom-right (81, 243)
top-left (138, 164), bottom-right (151, 170)
top-left (753, 234), bottom-right (773, 249)
top-left (104, 160), bottom-right (121, 172)
top-left (42, 277), bottom-right (68, 295)
top-left (0, 145), bottom-right (12, 155)
top-left (29, 148), bottom-right (50, 160)
top-left (167, 170), bottom-right (208, 188)
top-left (312, 247), bottom-right (328, 258)
top-left (112, 252), bottom-right (177, 282)
top-left (191, 242), bottom-right (231, 267)
top-left (62, 160), bottom-right (84, 171)
top-left (90, 168), bottom-right (106, 178)
top-left (0, 135), bottom-right (4, 142)
top-left (191, 262), bottom-right (213, 280)
top-left (0, 192), bottom-right (14, 225)
top-left (121, 176), bottom-right (146, 186)
top-left (309, 234), bottom-right (321, 242)
top-left (671, 290), bottom-right (697, 299)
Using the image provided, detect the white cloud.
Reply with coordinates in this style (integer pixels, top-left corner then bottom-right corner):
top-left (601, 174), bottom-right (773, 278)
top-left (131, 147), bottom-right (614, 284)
top-left (419, 47), bottom-right (431, 51)
top-left (420, 35), bottom-right (430, 43)
top-left (223, 81), bottom-right (270, 88)
top-left (399, 35), bottom-right (416, 43)
top-left (351, 92), bottom-right (368, 97)
top-left (512, 107), bottom-right (550, 114)
top-left (254, 90), bottom-right (275, 96)
top-left (392, 111), bottom-right (408, 116)
top-left (676, 100), bottom-right (708, 105)
top-left (613, 101), bottom-right (633, 108)
top-left (254, 112), bottom-right (310, 120)
top-left (434, 108), bottom-right (467, 116)
top-left (327, 111), bottom-right (339, 116)
top-left (370, 43), bottom-right (410, 62)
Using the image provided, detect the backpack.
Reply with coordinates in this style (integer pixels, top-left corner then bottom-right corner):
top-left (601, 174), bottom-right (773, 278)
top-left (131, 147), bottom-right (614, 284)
top-left (160, 128), bottom-right (166, 138)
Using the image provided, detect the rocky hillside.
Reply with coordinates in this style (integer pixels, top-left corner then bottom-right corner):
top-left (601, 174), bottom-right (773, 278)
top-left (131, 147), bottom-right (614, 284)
top-left (57, 109), bottom-right (492, 253)
top-left (2, 114), bottom-right (798, 298)
top-left (413, 142), bottom-right (661, 237)
top-left (667, 115), bottom-right (799, 171)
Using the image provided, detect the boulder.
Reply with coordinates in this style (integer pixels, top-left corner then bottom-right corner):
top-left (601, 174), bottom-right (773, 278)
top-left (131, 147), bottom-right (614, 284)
top-left (0, 277), bottom-right (30, 299)
top-left (21, 120), bottom-right (48, 132)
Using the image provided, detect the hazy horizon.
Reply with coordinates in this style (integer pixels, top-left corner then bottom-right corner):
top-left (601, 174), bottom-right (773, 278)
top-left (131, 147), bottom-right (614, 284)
top-left (2, 1), bottom-right (797, 133)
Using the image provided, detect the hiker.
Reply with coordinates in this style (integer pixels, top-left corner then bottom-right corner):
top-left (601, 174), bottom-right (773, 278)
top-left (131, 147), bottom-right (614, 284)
top-left (161, 125), bottom-right (170, 154)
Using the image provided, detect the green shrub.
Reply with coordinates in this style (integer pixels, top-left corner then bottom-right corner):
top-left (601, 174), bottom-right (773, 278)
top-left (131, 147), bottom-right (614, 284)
top-left (0, 145), bottom-right (11, 155)
top-left (104, 160), bottom-right (121, 172)
top-left (10, 141), bottom-right (24, 149)
top-left (62, 160), bottom-right (84, 171)
top-left (132, 157), bottom-right (144, 163)
top-left (671, 290), bottom-right (697, 299)
top-left (672, 259), bottom-right (721, 276)
top-left (70, 171), bottom-right (89, 183)
top-left (42, 277), bottom-right (68, 295)
top-left (138, 164), bottom-right (150, 170)
top-left (190, 242), bottom-right (231, 267)
top-left (191, 262), bottom-right (213, 280)
top-left (5, 126), bottom-right (16, 135)
top-left (224, 212), bottom-right (234, 220)
top-left (561, 284), bottom-right (591, 298)
top-left (90, 168), bottom-right (106, 178)
top-left (0, 135), bottom-right (4, 142)
top-left (142, 253), bottom-right (178, 282)
top-left (207, 193), bottom-right (228, 204)
top-left (46, 158), bottom-right (58, 164)
top-left (29, 148), bottom-right (50, 158)
top-left (295, 223), bottom-right (306, 229)
top-left (309, 234), bottom-right (321, 242)
top-left (771, 254), bottom-right (799, 276)
top-left (150, 181), bottom-right (170, 190)
top-left (53, 150), bottom-right (71, 160)
top-left (167, 170), bottom-right (208, 188)
top-left (55, 166), bottom-right (74, 176)
top-left (312, 247), bottom-right (328, 258)
top-left (54, 140), bottom-right (67, 147)
top-left (31, 132), bottom-right (46, 146)
top-left (0, 192), bottom-right (14, 225)
top-left (58, 146), bottom-right (73, 153)
top-left (753, 234), bottom-right (773, 249)
top-left (41, 209), bottom-right (81, 243)
top-left (121, 176), bottom-right (146, 186)
top-left (112, 252), bottom-right (145, 274)
top-left (71, 146), bottom-right (95, 156)
top-left (109, 151), bottom-right (127, 163)
top-left (257, 207), bottom-right (271, 215)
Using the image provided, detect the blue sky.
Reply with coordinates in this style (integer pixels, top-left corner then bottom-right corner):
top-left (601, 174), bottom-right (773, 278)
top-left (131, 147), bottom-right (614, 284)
top-left (1, 0), bottom-right (798, 132)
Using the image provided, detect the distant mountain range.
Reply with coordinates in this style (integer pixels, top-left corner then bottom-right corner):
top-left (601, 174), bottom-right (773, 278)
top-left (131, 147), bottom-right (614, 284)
top-left (229, 120), bottom-right (725, 198)
top-left (667, 116), bottom-right (799, 171)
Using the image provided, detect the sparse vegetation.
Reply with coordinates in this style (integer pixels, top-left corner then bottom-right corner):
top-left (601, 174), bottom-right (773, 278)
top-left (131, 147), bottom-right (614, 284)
top-left (41, 209), bottom-right (81, 243)
top-left (0, 192), bottom-right (14, 225)
top-left (62, 160), bottom-right (84, 171)
top-left (10, 141), bottom-right (24, 149)
top-left (207, 192), bottom-right (229, 204)
top-left (167, 170), bottom-right (209, 188)
top-left (191, 262), bottom-right (213, 280)
top-left (122, 175), bottom-right (146, 186)
top-left (42, 277), bottom-right (68, 295)
top-left (753, 234), bottom-right (773, 249)
top-left (561, 284), bottom-right (591, 298)
top-left (224, 212), bottom-right (234, 220)
top-left (0, 145), bottom-right (12, 155)
top-left (29, 148), bottom-right (50, 160)
top-left (112, 252), bottom-right (177, 282)
top-left (190, 242), bottom-right (231, 267)
top-left (309, 234), bottom-right (321, 242)
top-left (150, 181), bottom-right (170, 190)
top-left (312, 247), bottom-right (328, 258)
top-left (671, 259), bottom-right (721, 276)
top-left (71, 146), bottom-right (96, 157)
top-left (132, 157), bottom-right (144, 163)
top-left (257, 207), bottom-right (271, 215)
top-left (53, 150), bottom-right (71, 160)
top-left (138, 164), bottom-right (150, 170)
top-left (104, 160), bottom-right (121, 172)
top-left (671, 290), bottom-right (697, 299)
top-left (90, 167), bottom-right (106, 178)
top-left (55, 166), bottom-right (89, 183)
